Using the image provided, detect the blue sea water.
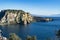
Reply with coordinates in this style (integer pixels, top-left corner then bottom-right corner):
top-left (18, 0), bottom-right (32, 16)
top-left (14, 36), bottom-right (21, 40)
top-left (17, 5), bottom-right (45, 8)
top-left (0, 17), bottom-right (60, 40)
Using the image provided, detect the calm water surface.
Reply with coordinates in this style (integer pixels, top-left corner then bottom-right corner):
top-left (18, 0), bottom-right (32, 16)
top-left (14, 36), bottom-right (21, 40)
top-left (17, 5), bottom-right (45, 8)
top-left (0, 17), bottom-right (60, 40)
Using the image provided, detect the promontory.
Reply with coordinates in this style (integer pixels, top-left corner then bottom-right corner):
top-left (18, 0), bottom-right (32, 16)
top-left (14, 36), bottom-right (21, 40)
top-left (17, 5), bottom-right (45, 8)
top-left (0, 9), bottom-right (52, 25)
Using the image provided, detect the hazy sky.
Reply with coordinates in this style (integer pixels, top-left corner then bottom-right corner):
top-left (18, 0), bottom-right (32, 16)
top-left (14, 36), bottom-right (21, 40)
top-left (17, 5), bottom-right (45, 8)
top-left (0, 0), bottom-right (59, 16)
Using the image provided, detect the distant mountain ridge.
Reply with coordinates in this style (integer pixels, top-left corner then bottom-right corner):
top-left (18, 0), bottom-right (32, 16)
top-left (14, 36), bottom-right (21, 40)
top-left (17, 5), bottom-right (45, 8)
top-left (50, 14), bottom-right (60, 17)
top-left (32, 14), bottom-right (60, 17)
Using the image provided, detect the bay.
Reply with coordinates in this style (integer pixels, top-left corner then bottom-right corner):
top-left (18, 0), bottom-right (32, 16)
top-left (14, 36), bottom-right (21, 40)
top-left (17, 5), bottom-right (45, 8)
top-left (0, 17), bottom-right (60, 40)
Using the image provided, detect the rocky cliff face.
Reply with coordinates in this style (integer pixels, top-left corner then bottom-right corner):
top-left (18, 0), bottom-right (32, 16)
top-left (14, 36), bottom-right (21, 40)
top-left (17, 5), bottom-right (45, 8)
top-left (0, 10), bottom-right (33, 25)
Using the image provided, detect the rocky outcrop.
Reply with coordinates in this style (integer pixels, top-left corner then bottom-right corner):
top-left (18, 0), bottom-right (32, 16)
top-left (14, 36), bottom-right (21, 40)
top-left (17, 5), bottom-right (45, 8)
top-left (0, 9), bottom-right (33, 25)
top-left (9, 33), bottom-right (21, 40)
top-left (33, 16), bottom-right (53, 22)
top-left (22, 13), bottom-right (33, 24)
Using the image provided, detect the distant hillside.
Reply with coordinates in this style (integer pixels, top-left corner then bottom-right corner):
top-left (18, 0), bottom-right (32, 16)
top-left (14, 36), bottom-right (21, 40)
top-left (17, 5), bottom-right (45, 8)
top-left (50, 14), bottom-right (60, 17)
top-left (32, 14), bottom-right (60, 17)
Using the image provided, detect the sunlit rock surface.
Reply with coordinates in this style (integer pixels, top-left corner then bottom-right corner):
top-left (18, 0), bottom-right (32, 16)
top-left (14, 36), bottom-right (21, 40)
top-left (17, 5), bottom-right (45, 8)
top-left (0, 9), bottom-right (33, 25)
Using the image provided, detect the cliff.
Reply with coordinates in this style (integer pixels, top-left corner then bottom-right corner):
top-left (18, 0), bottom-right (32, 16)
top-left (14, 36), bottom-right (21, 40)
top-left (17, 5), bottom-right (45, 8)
top-left (0, 9), bottom-right (33, 25)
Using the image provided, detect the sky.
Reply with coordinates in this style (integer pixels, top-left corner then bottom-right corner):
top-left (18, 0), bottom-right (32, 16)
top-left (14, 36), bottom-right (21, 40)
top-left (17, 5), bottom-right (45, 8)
top-left (0, 0), bottom-right (60, 16)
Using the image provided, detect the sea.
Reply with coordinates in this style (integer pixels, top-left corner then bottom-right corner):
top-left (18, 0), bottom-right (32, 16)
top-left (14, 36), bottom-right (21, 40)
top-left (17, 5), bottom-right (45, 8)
top-left (0, 17), bottom-right (60, 40)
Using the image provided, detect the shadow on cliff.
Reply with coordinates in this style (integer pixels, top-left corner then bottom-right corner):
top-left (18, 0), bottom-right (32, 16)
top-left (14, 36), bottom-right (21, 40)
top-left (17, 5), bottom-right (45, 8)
top-left (0, 10), bottom-right (6, 20)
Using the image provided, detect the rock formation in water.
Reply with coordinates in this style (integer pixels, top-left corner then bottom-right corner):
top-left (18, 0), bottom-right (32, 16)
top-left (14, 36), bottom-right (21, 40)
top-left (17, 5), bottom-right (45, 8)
top-left (0, 9), bottom-right (33, 25)
top-left (33, 16), bottom-right (53, 22)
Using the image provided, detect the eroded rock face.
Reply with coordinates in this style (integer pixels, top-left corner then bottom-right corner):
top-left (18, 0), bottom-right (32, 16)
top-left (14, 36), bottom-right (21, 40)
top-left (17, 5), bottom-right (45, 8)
top-left (0, 10), bottom-right (33, 25)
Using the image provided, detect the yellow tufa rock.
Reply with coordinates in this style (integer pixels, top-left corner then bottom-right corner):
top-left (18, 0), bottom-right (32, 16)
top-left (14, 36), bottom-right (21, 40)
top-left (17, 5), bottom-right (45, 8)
top-left (22, 12), bottom-right (33, 25)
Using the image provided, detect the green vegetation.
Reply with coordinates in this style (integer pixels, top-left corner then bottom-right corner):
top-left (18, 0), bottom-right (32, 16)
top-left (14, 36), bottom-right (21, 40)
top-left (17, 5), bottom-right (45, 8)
top-left (9, 33), bottom-right (21, 40)
top-left (26, 35), bottom-right (37, 40)
top-left (46, 37), bottom-right (51, 40)
top-left (8, 33), bottom-right (37, 40)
